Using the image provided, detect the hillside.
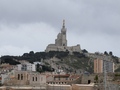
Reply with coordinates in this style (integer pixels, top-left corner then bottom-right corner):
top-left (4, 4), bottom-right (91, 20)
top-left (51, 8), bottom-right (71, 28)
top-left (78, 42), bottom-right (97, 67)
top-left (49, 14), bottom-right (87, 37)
top-left (0, 51), bottom-right (120, 73)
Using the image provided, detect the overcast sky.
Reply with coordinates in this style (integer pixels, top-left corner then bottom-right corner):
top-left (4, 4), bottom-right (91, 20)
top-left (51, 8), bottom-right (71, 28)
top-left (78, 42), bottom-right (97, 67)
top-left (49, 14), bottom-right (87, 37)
top-left (0, 0), bottom-right (120, 57)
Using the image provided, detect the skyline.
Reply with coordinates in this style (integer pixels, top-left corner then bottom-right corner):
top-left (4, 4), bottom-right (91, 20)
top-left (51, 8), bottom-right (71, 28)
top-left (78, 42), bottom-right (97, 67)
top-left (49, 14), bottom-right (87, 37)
top-left (0, 0), bottom-right (120, 57)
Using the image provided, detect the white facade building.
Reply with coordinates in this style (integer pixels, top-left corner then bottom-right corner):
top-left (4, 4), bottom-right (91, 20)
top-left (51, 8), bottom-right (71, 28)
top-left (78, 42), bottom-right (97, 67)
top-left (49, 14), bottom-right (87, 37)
top-left (0, 70), bottom-right (15, 84)
top-left (33, 62), bottom-right (42, 65)
top-left (17, 63), bottom-right (36, 71)
top-left (0, 73), bottom-right (8, 84)
top-left (105, 60), bottom-right (114, 73)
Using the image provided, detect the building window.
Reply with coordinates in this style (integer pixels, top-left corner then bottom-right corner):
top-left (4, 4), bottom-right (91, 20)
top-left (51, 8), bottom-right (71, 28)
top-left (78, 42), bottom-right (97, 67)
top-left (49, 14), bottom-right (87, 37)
top-left (21, 74), bottom-right (23, 80)
top-left (18, 74), bottom-right (20, 80)
top-left (36, 77), bottom-right (37, 81)
top-left (33, 77), bottom-right (34, 81)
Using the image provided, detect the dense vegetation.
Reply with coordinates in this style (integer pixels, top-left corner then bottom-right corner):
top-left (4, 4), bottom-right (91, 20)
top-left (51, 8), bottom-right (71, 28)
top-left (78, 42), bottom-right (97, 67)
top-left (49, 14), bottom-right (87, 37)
top-left (36, 63), bottom-right (54, 73)
top-left (0, 51), bottom-right (69, 63)
top-left (1, 56), bottom-right (20, 65)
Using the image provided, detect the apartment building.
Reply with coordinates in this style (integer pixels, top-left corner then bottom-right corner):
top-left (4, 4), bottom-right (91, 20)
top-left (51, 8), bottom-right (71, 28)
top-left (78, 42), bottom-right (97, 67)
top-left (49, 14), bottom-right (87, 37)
top-left (94, 58), bottom-right (114, 73)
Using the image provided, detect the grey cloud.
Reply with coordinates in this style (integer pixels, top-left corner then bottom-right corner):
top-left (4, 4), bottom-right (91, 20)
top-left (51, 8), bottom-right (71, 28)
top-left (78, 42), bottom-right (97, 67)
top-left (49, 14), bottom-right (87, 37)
top-left (0, 22), bottom-right (58, 55)
top-left (0, 0), bottom-right (120, 56)
top-left (0, 0), bottom-right (120, 34)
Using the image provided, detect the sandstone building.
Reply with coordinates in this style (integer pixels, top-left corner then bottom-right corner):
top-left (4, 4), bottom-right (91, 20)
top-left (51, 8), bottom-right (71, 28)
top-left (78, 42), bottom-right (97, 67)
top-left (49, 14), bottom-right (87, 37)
top-left (46, 74), bottom-right (81, 85)
top-left (94, 58), bottom-right (114, 73)
top-left (3, 70), bottom-right (46, 86)
top-left (45, 20), bottom-right (81, 53)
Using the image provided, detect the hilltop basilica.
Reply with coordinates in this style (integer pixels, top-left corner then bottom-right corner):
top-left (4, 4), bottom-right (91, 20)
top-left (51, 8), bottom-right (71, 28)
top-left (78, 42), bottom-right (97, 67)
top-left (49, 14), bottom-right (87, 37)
top-left (45, 20), bottom-right (81, 53)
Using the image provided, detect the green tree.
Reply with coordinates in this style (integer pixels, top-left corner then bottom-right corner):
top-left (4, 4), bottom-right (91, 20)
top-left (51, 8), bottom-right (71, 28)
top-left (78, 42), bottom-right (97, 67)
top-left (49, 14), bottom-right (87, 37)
top-left (36, 64), bottom-right (42, 72)
top-left (29, 51), bottom-right (34, 55)
top-left (104, 51), bottom-right (108, 55)
top-left (109, 51), bottom-right (113, 56)
top-left (94, 75), bottom-right (98, 83)
top-left (82, 49), bottom-right (88, 53)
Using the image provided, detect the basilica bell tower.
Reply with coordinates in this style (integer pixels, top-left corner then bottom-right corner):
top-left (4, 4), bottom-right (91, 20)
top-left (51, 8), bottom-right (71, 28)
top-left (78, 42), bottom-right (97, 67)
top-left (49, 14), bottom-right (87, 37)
top-left (55, 20), bottom-right (67, 46)
top-left (61, 20), bottom-right (67, 46)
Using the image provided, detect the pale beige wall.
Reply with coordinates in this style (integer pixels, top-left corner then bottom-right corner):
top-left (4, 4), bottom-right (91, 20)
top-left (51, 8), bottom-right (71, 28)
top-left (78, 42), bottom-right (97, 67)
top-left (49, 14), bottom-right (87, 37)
top-left (29, 74), bottom-right (46, 86)
top-left (72, 84), bottom-right (94, 90)
top-left (47, 85), bottom-right (72, 90)
top-left (5, 71), bottom-right (46, 86)
top-left (14, 71), bottom-right (29, 85)
top-left (94, 59), bottom-right (103, 73)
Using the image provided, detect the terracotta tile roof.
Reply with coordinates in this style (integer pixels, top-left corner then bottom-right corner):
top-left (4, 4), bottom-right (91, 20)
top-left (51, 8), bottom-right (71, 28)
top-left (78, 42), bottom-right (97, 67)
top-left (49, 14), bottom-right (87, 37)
top-left (54, 74), bottom-right (70, 78)
top-left (69, 75), bottom-right (80, 79)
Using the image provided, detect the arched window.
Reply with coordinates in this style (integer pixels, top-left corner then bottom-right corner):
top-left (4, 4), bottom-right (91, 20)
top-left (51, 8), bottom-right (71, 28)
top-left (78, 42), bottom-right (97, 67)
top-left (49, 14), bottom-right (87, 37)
top-left (18, 74), bottom-right (20, 80)
top-left (33, 77), bottom-right (34, 81)
top-left (63, 44), bottom-right (65, 46)
top-left (36, 77), bottom-right (37, 81)
top-left (21, 74), bottom-right (23, 80)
